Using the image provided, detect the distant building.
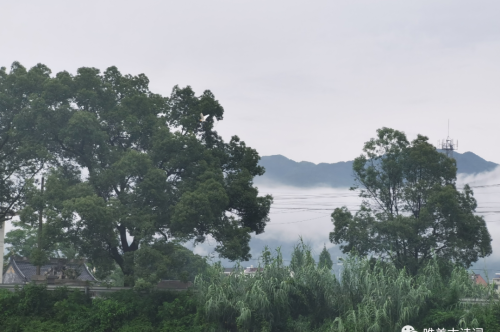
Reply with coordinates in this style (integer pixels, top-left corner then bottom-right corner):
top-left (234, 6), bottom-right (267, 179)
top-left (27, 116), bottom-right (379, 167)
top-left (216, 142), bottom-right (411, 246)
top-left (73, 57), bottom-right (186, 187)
top-left (243, 265), bottom-right (264, 276)
top-left (223, 268), bottom-right (235, 276)
top-left (223, 265), bottom-right (263, 277)
top-left (492, 274), bottom-right (500, 293)
top-left (3, 256), bottom-right (97, 284)
top-left (472, 273), bottom-right (488, 286)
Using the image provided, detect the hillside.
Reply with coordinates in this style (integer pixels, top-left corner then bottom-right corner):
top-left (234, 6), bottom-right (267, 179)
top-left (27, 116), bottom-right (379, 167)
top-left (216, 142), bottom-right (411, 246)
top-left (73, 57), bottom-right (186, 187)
top-left (255, 151), bottom-right (498, 188)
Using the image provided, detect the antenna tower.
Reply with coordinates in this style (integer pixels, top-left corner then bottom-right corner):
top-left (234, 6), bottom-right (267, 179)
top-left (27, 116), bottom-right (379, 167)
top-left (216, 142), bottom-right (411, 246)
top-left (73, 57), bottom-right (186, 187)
top-left (437, 120), bottom-right (458, 158)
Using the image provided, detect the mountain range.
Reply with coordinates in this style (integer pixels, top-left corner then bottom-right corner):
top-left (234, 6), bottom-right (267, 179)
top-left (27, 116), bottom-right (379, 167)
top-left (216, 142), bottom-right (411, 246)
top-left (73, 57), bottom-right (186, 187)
top-left (255, 151), bottom-right (498, 188)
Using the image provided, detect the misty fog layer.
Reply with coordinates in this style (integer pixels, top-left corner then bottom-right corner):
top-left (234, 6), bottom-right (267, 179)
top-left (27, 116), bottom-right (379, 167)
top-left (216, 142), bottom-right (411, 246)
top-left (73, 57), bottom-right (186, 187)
top-left (190, 167), bottom-right (500, 278)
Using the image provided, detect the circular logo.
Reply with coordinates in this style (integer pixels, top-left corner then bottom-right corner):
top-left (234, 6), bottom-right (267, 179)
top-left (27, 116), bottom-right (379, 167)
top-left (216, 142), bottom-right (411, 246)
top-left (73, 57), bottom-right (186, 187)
top-left (401, 326), bottom-right (416, 332)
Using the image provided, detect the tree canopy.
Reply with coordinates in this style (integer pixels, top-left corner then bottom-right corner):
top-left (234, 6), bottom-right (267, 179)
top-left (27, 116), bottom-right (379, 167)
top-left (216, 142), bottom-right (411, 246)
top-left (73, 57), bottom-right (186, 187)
top-left (4, 62), bottom-right (272, 285)
top-left (0, 63), bottom-right (51, 225)
top-left (318, 245), bottom-right (333, 270)
top-left (329, 127), bottom-right (492, 275)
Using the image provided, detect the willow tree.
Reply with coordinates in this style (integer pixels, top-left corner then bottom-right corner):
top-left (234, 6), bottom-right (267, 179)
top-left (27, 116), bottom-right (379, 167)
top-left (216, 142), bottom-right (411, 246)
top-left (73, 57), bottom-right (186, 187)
top-left (329, 128), bottom-right (492, 275)
top-left (17, 64), bottom-right (272, 285)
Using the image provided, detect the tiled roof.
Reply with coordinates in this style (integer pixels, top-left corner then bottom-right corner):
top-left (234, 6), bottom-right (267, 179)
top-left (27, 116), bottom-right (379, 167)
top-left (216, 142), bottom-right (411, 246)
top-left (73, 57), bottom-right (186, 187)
top-left (474, 274), bottom-right (488, 286)
top-left (11, 257), bottom-right (97, 282)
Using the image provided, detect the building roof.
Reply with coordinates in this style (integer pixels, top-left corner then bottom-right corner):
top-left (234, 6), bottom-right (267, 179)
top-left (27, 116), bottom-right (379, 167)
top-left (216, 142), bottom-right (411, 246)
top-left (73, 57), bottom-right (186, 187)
top-left (473, 273), bottom-right (488, 286)
top-left (222, 266), bottom-right (263, 276)
top-left (5, 256), bottom-right (97, 283)
top-left (244, 266), bottom-right (264, 274)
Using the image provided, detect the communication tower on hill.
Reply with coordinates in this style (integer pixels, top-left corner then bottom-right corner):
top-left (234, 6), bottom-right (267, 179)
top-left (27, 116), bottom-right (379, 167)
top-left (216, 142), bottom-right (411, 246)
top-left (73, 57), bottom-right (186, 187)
top-left (437, 120), bottom-right (458, 158)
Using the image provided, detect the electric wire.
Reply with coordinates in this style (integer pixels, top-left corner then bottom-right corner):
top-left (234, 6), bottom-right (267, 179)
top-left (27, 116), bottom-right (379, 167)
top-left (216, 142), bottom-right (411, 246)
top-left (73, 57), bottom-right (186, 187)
top-left (268, 214), bottom-right (330, 225)
top-left (264, 183), bottom-right (500, 225)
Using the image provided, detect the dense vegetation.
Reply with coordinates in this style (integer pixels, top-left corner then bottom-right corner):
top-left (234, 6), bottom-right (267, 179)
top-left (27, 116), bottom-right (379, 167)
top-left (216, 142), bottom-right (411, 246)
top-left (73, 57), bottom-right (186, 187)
top-left (0, 243), bottom-right (499, 332)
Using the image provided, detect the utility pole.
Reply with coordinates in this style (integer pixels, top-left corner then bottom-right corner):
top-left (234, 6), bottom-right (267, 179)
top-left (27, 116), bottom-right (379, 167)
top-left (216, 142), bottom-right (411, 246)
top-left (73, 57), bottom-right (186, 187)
top-left (36, 176), bottom-right (44, 276)
top-left (0, 217), bottom-right (5, 283)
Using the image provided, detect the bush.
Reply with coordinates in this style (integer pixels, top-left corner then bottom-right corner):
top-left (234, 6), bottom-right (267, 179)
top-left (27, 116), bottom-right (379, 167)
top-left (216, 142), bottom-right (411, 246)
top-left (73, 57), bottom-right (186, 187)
top-left (0, 285), bottom-right (205, 332)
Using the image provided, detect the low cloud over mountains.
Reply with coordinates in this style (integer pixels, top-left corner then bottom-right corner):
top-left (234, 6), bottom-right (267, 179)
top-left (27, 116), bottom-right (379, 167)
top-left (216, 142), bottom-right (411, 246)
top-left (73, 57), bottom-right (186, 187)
top-left (255, 151), bottom-right (498, 188)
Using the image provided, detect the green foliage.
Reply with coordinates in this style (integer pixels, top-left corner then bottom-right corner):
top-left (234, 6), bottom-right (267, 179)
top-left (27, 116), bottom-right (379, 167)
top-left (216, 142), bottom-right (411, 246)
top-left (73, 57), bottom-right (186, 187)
top-left (99, 263), bottom-right (125, 287)
top-left (0, 285), bottom-right (206, 332)
top-left (195, 242), bottom-right (495, 332)
top-left (4, 221), bottom-right (38, 258)
top-left (330, 127), bottom-right (492, 275)
top-left (28, 248), bottom-right (49, 270)
top-left (5, 62), bottom-right (272, 285)
top-left (290, 238), bottom-right (316, 272)
top-left (318, 244), bottom-right (333, 270)
top-left (4, 218), bottom-right (84, 269)
top-left (0, 62), bottom-right (51, 225)
top-left (471, 301), bottom-right (500, 331)
top-left (133, 240), bottom-right (208, 284)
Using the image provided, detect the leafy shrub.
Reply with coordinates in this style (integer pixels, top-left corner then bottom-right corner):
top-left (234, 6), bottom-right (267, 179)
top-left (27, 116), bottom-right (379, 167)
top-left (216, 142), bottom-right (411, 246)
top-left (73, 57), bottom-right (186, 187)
top-left (196, 244), bottom-right (494, 332)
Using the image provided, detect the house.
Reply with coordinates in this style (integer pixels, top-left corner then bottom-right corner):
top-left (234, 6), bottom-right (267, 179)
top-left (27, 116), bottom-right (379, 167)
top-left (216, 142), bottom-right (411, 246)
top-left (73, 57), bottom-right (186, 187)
top-left (492, 274), bottom-right (500, 293)
top-left (223, 268), bottom-right (235, 276)
top-left (472, 273), bottom-right (488, 286)
top-left (2, 256), bottom-right (97, 284)
top-left (243, 265), bottom-right (264, 276)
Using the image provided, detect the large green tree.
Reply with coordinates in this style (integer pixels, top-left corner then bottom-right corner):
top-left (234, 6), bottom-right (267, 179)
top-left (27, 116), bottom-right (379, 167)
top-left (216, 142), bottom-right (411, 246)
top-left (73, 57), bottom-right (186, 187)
top-left (11, 63), bottom-right (272, 285)
top-left (329, 128), bottom-right (492, 275)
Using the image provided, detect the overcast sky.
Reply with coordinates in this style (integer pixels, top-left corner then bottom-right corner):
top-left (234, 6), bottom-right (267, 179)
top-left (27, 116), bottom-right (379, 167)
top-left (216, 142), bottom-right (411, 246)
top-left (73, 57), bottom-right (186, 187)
top-left (3, 0), bottom-right (500, 164)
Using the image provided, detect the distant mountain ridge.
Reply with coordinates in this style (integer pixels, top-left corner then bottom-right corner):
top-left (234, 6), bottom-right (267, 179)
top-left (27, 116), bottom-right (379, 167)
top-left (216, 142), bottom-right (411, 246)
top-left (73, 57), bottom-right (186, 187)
top-left (255, 151), bottom-right (498, 188)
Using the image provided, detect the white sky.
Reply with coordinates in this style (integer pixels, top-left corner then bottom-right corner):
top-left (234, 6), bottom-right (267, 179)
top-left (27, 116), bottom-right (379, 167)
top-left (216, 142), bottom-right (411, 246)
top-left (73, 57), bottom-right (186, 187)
top-left (2, 0), bottom-right (500, 164)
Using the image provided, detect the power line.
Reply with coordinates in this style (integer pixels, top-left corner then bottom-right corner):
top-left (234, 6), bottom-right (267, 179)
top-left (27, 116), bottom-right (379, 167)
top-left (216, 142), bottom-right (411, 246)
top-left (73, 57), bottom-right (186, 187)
top-left (268, 217), bottom-right (500, 226)
top-left (267, 207), bottom-right (500, 226)
top-left (271, 207), bottom-right (500, 214)
top-left (265, 183), bottom-right (500, 225)
top-left (466, 183), bottom-right (500, 189)
top-left (271, 207), bottom-right (354, 211)
top-left (267, 183), bottom-right (500, 198)
top-left (268, 214), bottom-right (330, 225)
